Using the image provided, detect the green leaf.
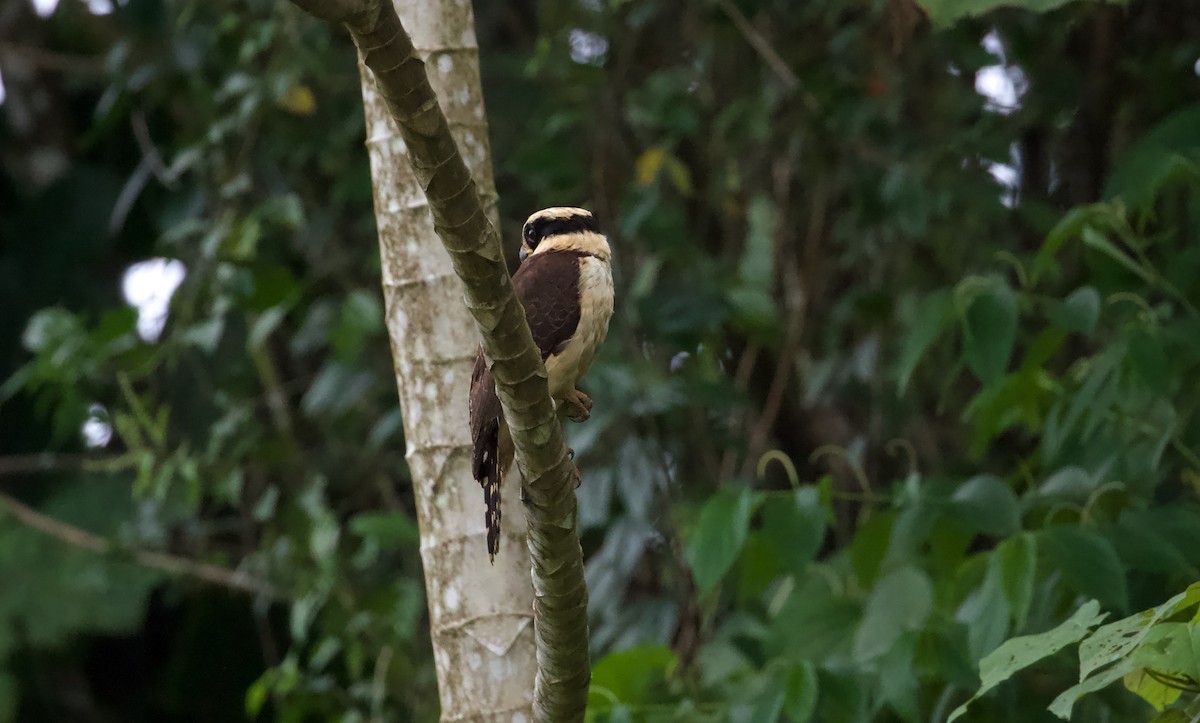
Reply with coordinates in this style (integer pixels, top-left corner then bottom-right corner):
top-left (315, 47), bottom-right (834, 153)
top-left (728, 196), bottom-right (780, 338)
top-left (21, 307), bottom-right (82, 353)
top-left (759, 488), bottom-right (828, 572)
top-left (995, 534), bottom-right (1037, 631)
top-left (308, 637), bottom-right (343, 672)
top-left (695, 640), bottom-right (752, 687)
top-left (1124, 667), bottom-right (1183, 711)
top-left (589, 645), bottom-right (676, 705)
top-left (853, 566), bottom-right (934, 662)
top-left (1130, 623), bottom-right (1197, 679)
top-left (728, 286), bottom-right (778, 336)
top-left (1128, 330), bottom-right (1170, 390)
top-left (1033, 205), bottom-right (1096, 285)
top-left (1081, 226), bottom-right (1157, 286)
top-left (850, 512), bottom-right (894, 588)
top-left (783, 662), bottom-right (818, 723)
top-left (1042, 527), bottom-right (1129, 612)
top-left (686, 486), bottom-right (761, 594)
top-left (916, 0), bottom-right (1127, 26)
top-left (1106, 519), bottom-right (1196, 576)
top-left (1048, 657), bottom-right (1134, 720)
top-left (740, 197), bottom-right (776, 289)
top-left (747, 667), bottom-right (787, 723)
top-left (349, 511), bottom-right (419, 549)
top-left (1038, 466), bottom-right (1095, 500)
top-left (769, 572), bottom-right (862, 662)
top-left (663, 154), bottom-right (694, 195)
top-left (331, 290), bottom-right (384, 361)
top-left (960, 281), bottom-right (1018, 383)
top-left (302, 362), bottom-right (374, 416)
top-left (244, 667), bottom-right (273, 715)
top-left (950, 475), bottom-right (1021, 537)
top-left (181, 317), bottom-right (225, 352)
top-left (878, 634), bottom-right (920, 722)
top-left (948, 600), bottom-right (1108, 722)
top-left (290, 593), bottom-right (323, 643)
top-left (957, 558), bottom-right (1011, 660)
top-left (1045, 286), bottom-right (1100, 335)
top-left (1105, 104), bottom-right (1200, 209)
top-left (897, 290), bottom-right (952, 394)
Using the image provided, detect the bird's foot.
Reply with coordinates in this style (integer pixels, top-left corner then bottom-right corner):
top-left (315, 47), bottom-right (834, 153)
top-left (563, 388), bottom-right (593, 422)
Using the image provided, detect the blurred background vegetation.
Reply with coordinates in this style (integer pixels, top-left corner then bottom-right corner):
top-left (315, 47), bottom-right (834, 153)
top-left (2, 0), bottom-right (1200, 720)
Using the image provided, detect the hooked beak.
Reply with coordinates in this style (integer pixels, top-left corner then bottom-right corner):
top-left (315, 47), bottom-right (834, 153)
top-left (518, 245), bottom-right (529, 262)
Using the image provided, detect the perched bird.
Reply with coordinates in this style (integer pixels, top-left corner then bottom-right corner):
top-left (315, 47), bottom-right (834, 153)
top-left (469, 207), bottom-right (614, 562)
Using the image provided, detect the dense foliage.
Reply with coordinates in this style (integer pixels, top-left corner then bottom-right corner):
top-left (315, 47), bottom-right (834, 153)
top-left (2, 0), bottom-right (1199, 721)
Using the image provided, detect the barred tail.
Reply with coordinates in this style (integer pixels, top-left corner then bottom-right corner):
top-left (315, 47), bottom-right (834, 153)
top-left (473, 424), bottom-right (502, 564)
top-left (483, 466), bottom-right (501, 564)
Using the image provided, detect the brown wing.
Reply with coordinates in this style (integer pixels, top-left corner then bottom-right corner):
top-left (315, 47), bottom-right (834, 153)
top-left (469, 346), bottom-right (505, 561)
top-left (469, 250), bottom-right (582, 561)
top-left (512, 250), bottom-right (584, 359)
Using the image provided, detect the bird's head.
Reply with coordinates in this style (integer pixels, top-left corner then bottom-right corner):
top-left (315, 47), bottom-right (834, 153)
top-left (519, 207), bottom-right (610, 262)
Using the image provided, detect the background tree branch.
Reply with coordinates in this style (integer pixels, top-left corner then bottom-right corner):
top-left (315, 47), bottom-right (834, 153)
top-left (0, 490), bottom-right (276, 598)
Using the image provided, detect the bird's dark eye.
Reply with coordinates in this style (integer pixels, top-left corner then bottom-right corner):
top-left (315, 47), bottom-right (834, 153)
top-left (523, 224), bottom-right (538, 245)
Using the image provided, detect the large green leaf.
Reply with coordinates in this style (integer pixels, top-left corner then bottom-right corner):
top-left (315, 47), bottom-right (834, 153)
top-left (949, 475), bottom-right (1020, 537)
top-left (850, 512), bottom-right (894, 589)
top-left (759, 488), bottom-right (828, 572)
top-left (957, 557), bottom-right (1011, 660)
top-left (1106, 518), bottom-right (1196, 576)
top-left (853, 566), bottom-right (934, 662)
top-left (769, 572), bottom-right (862, 663)
top-left (949, 600), bottom-right (1108, 722)
top-left (995, 534), bottom-right (1037, 631)
top-left (589, 645), bottom-right (677, 705)
top-left (1124, 667), bottom-right (1184, 712)
top-left (686, 487), bottom-right (762, 594)
top-left (1105, 104), bottom-right (1200, 209)
top-left (1045, 287), bottom-right (1100, 335)
top-left (1042, 527), bottom-right (1129, 612)
top-left (960, 281), bottom-right (1018, 384)
top-left (897, 290), bottom-right (952, 394)
top-left (1129, 623), bottom-right (1197, 679)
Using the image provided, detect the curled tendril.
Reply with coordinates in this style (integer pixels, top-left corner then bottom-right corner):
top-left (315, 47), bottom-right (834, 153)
top-left (810, 444), bottom-right (872, 496)
top-left (884, 438), bottom-right (919, 478)
top-left (1081, 480), bottom-right (1127, 525)
top-left (587, 685), bottom-right (623, 709)
top-left (1043, 501), bottom-right (1084, 526)
top-left (756, 449), bottom-right (801, 491)
top-left (1106, 291), bottom-right (1156, 320)
top-left (993, 251), bottom-right (1029, 289)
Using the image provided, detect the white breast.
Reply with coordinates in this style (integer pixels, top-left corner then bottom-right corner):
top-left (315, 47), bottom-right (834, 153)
top-left (545, 256), bottom-right (614, 400)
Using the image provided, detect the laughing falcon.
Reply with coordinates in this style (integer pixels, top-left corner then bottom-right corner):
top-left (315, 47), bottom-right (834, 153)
top-left (469, 207), bottom-right (614, 562)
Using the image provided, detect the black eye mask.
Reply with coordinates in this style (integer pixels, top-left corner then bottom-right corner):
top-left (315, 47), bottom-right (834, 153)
top-left (524, 214), bottom-right (602, 248)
